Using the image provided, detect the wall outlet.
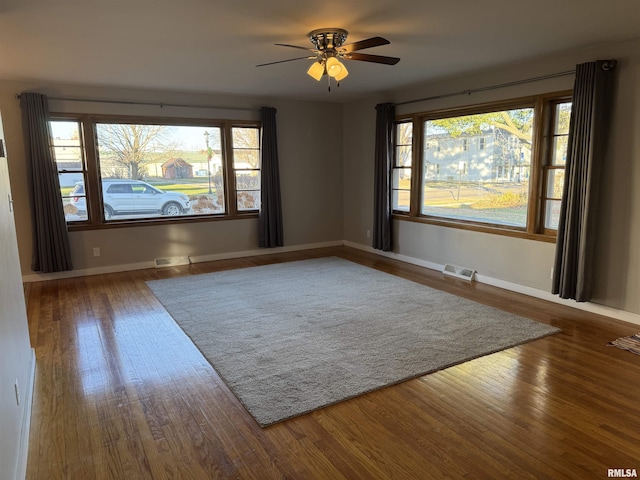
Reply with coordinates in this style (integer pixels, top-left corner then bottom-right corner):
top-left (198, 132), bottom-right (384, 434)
top-left (366, 229), bottom-right (371, 238)
top-left (14, 380), bottom-right (20, 406)
top-left (93, 247), bottom-right (101, 257)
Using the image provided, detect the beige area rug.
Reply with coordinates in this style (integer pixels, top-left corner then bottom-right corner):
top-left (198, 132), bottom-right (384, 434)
top-left (147, 257), bottom-right (560, 427)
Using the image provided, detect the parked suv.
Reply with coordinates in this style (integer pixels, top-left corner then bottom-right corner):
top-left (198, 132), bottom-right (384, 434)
top-left (71, 179), bottom-right (191, 220)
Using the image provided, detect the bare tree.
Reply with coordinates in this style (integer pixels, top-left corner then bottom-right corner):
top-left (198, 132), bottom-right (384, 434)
top-left (97, 124), bottom-right (170, 179)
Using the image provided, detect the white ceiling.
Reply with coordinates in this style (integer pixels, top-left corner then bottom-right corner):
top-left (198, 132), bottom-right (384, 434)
top-left (1, 0), bottom-right (638, 102)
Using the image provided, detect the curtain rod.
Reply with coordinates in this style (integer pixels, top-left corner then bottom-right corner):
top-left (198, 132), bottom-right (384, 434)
top-left (14, 94), bottom-right (258, 112)
top-left (394, 69), bottom-right (577, 107)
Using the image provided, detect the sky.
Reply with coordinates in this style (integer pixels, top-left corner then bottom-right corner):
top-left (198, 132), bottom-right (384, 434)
top-left (50, 121), bottom-right (224, 151)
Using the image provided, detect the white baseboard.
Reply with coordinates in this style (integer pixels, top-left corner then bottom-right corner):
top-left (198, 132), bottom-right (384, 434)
top-left (22, 241), bottom-right (344, 283)
top-left (343, 240), bottom-right (444, 270)
top-left (16, 348), bottom-right (35, 480)
top-left (475, 274), bottom-right (640, 327)
top-left (344, 240), bottom-right (640, 327)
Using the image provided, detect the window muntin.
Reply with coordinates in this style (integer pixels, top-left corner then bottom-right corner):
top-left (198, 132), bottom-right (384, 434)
top-left (232, 127), bottom-right (260, 212)
top-left (421, 107), bottom-right (534, 228)
top-left (52, 116), bottom-right (260, 227)
top-left (392, 121), bottom-right (412, 212)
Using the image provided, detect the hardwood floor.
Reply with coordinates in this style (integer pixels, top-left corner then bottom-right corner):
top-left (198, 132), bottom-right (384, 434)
top-left (25, 246), bottom-right (640, 479)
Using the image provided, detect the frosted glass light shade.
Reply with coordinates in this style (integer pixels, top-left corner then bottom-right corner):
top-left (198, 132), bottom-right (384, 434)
top-left (335, 63), bottom-right (349, 81)
top-left (307, 61), bottom-right (324, 81)
top-left (326, 57), bottom-right (344, 78)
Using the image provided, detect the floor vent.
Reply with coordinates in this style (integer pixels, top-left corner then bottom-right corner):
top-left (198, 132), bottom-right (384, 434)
top-left (442, 264), bottom-right (476, 282)
top-left (154, 256), bottom-right (191, 268)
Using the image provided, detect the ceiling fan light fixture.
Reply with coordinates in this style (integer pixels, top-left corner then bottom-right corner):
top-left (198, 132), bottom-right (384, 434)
top-left (335, 63), bottom-right (349, 82)
top-left (306, 61), bottom-right (325, 81)
top-left (325, 56), bottom-right (344, 78)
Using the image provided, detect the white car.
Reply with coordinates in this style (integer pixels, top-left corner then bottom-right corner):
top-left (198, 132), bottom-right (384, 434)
top-left (71, 179), bottom-right (191, 220)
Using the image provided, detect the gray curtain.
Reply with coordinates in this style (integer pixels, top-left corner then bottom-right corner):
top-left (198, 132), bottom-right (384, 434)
top-left (20, 92), bottom-right (73, 273)
top-left (258, 107), bottom-right (284, 248)
top-left (373, 103), bottom-right (395, 251)
top-left (552, 60), bottom-right (616, 301)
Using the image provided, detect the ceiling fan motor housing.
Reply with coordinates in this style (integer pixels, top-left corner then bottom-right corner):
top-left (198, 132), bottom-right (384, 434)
top-left (308, 28), bottom-right (348, 51)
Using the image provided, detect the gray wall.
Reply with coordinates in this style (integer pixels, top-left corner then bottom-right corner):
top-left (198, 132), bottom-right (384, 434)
top-left (343, 37), bottom-right (640, 314)
top-left (0, 81), bottom-right (344, 274)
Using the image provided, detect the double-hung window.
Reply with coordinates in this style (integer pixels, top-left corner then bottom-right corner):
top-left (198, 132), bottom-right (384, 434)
top-left (540, 99), bottom-right (571, 232)
top-left (232, 126), bottom-right (261, 212)
top-left (392, 120), bottom-right (413, 212)
top-left (393, 91), bottom-right (572, 240)
top-left (50, 115), bottom-right (261, 228)
top-left (51, 120), bottom-right (89, 220)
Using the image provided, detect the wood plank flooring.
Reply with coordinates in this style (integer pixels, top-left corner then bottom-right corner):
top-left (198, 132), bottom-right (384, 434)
top-left (25, 246), bottom-right (640, 479)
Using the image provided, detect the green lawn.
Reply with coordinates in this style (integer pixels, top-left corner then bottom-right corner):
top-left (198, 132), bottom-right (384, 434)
top-left (154, 183), bottom-right (218, 196)
top-left (60, 179), bottom-right (219, 197)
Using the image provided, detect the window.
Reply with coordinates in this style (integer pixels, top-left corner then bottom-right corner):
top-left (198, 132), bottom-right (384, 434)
top-left (394, 92), bottom-right (572, 240)
top-left (422, 105), bottom-right (534, 228)
top-left (51, 120), bottom-right (88, 220)
top-left (51, 116), bottom-right (261, 227)
top-left (392, 121), bottom-right (412, 212)
top-left (540, 100), bottom-right (571, 231)
top-left (232, 127), bottom-right (261, 211)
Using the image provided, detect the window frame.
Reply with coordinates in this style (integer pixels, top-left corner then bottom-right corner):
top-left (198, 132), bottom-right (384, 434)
top-left (50, 113), bottom-right (261, 230)
top-left (538, 94), bottom-right (572, 235)
top-left (393, 91), bottom-right (572, 243)
top-left (229, 125), bottom-right (262, 213)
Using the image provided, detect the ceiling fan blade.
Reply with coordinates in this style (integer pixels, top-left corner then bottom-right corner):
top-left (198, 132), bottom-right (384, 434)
top-left (256, 56), bottom-right (314, 67)
top-left (274, 43), bottom-right (317, 53)
top-left (343, 52), bottom-right (400, 65)
top-left (338, 36), bottom-right (390, 54)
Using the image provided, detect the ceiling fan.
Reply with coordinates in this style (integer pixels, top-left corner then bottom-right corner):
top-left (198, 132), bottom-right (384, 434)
top-left (256, 28), bottom-right (400, 91)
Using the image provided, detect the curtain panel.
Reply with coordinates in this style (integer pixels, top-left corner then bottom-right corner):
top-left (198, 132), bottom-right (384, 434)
top-left (372, 103), bottom-right (395, 251)
top-left (258, 106), bottom-right (284, 248)
top-left (552, 60), bottom-right (617, 301)
top-left (20, 92), bottom-right (73, 273)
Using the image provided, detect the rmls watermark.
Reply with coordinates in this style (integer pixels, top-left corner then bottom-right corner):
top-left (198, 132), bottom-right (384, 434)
top-left (608, 469), bottom-right (638, 478)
